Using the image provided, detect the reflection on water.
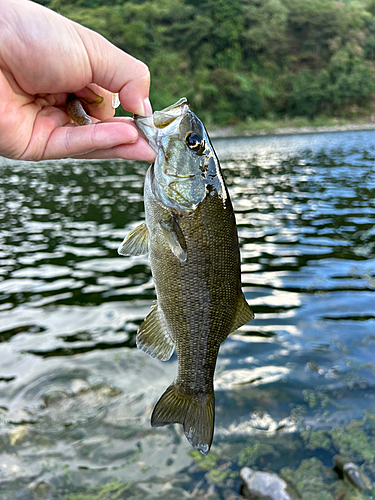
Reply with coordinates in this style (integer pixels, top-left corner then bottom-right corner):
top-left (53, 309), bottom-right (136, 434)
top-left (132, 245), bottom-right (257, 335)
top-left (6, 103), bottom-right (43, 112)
top-left (0, 130), bottom-right (374, 498)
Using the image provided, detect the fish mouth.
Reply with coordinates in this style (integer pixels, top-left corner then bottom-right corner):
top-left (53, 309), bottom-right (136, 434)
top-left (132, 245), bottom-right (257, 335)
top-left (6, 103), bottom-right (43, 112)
top-left (153, 98), bottom-right (190, 129)
top-left (134, 98), bottom-right (190, 152)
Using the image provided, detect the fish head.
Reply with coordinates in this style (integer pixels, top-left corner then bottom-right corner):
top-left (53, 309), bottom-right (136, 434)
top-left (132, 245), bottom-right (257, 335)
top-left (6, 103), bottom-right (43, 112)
top-left (135, 98), bottom-right (225, 212)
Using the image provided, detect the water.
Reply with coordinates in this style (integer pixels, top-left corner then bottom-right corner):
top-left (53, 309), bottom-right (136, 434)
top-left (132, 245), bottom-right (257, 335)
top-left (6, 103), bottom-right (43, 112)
top-left (0, 130), bottom-right (374, 499)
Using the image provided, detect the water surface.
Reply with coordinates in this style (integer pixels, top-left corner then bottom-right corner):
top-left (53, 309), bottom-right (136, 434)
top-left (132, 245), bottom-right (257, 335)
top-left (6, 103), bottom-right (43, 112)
top-left (0, 130), bottom-right (374, 499)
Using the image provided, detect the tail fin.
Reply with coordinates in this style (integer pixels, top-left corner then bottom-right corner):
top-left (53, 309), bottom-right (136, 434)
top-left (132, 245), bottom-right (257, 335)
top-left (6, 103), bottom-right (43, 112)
top-left (151, 383), bottom-right (215, 455)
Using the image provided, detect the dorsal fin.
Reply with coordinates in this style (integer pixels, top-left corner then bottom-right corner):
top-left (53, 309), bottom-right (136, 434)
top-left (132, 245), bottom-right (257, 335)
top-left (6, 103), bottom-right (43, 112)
top-left (230, 293), bottom-right (254, 333)
top-left (118, 222), bottom-right (150, 256)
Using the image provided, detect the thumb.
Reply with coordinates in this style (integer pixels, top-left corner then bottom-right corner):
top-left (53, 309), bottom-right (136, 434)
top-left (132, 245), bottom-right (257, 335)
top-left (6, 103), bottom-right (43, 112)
top-left (74, 22), bottom-right (152, 116)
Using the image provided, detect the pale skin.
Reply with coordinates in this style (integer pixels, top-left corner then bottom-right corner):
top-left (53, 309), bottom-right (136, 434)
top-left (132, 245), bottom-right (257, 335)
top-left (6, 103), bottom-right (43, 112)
top-left (0, 0), bottom-right (157, 162)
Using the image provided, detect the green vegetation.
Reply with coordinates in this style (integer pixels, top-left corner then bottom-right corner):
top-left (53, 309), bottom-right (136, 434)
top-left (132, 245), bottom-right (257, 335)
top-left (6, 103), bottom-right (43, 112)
top-left (38, 0), bottom-right (375, 127)
top-left (186, 412), bottom-right (375, 500)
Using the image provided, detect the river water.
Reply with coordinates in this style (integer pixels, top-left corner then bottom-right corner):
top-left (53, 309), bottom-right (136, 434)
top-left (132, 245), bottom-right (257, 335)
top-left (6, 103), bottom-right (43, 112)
top-left (0, 130), bottom-right (374, 499)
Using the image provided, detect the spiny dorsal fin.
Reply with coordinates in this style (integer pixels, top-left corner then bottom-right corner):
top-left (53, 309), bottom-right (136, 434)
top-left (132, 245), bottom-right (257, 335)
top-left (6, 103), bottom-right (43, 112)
top-left (230, 293), bottom-right (254, 333)
top-left (151, 383), bottom-right (215, 455)
top-left (118, 222), bottom-right (149, 256)
top-left (159, 216), bottom-right (187, 262)
top-left (137, 304), bottom-right (175, 361)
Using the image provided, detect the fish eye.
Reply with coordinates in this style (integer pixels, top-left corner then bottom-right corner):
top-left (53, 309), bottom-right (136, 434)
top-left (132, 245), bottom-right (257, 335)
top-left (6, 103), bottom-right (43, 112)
top-left (186, 132), bottom-right (202, 151)
top-left (185, 132), bottom-right (205, 155)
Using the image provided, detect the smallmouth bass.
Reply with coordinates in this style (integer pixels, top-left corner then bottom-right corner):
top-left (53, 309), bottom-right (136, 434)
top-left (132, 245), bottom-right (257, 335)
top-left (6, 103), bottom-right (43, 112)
top-left (118, 98), bottom-right (254, 454)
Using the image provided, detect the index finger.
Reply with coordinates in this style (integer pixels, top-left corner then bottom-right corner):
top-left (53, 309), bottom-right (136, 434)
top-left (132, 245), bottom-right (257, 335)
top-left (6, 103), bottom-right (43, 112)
top-left (75, 23), bottom-right (151, 116)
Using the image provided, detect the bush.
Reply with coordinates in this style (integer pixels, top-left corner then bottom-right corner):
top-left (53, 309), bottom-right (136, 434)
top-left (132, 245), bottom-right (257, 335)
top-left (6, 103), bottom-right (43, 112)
top-left (287, 51), bottom-right (374, 117)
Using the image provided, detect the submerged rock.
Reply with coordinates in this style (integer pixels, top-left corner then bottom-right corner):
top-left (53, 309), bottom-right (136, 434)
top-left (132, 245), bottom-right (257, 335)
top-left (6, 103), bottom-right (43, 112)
top-left (333, 455), bottom-right (372, 491)
top-left (33, 480), bottom-right (52, 499)
top-left (240, 467), bottom-right (298, 500)
top-left (9, 425), bottom-right (28, 446)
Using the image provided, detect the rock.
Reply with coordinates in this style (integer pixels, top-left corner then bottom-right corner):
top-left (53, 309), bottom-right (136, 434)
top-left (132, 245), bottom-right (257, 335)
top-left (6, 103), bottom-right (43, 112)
top-left (240, 467), bottom-right (297, 500)
top-left (33, 480), bottom-right (52, 498)
top-left (333, 455), bottom-right (372, 491)
top-left (9, 425), bottom-right (28, 446)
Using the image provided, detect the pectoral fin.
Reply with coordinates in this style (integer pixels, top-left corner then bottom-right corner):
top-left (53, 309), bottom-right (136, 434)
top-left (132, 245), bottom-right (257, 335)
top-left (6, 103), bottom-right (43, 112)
top-left (137, 304), bottom-right (175, 361)
top-left (230, 294), bottom-right (254, 333)
top-left (118, 222), bottom-right (150, 256)
top-left (159, 216), bottom-right (187, 262)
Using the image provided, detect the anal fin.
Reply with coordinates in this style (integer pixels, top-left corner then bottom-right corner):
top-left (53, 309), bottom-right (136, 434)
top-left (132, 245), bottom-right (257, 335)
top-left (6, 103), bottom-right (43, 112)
top-left (230, 293), bottom-right (254, 333)
top-left (137, 304), bottom-right (174, 361)
top-left (118, 222), bottom-right (149, 256)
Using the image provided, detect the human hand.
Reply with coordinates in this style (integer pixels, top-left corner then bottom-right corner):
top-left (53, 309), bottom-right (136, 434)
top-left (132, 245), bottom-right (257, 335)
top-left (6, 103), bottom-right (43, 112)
top-left (0, 0), bottom-right (156, 162)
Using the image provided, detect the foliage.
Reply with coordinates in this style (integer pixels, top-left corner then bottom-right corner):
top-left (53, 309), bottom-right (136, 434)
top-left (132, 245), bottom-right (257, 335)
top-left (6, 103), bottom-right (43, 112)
top-left (36, 0), bottom-right (375, 125)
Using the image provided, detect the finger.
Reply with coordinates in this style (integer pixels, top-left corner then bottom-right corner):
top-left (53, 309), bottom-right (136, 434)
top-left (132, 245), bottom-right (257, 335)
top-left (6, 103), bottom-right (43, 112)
top-left (71, 136), bottom-right (157, 161)
top-left (25, 118), bottom-right (144, 160)
top-left (75, 24), bottom-right (151, 116)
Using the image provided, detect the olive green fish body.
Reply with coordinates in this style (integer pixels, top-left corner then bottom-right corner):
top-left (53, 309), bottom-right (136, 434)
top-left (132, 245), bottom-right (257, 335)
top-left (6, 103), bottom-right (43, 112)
top-left (118, 98), bottom-right (253, 454)
top-left (148, 178), bottom-right (242, 384)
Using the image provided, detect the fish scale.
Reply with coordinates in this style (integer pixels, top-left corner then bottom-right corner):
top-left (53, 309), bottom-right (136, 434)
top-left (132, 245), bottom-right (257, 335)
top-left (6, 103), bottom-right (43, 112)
top-left (148, 191), bottom-right (240, 391)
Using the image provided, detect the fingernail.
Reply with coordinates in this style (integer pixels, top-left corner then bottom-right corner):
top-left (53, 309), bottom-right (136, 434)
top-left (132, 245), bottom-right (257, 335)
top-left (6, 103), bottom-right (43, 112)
top-left (143, 97), bottom-right (153, 116)
top-left (112, 93), bottom-right (120, 109)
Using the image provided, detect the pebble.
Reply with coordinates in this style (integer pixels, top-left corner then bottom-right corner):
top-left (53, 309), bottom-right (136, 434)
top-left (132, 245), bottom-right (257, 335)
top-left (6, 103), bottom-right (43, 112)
top-left (240, 467), bottom-right (297, 500)
top-left (9, 425), bottom-right (28, 446)
top-left (333, 455), bottom-right (372, 491)
top-left (33, 480), bottom-right (52, 499)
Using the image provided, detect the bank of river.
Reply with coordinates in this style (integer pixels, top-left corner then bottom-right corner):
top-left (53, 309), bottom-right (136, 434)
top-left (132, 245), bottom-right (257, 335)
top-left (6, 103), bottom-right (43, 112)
top-left (210, 118), bottom-right (375, 139)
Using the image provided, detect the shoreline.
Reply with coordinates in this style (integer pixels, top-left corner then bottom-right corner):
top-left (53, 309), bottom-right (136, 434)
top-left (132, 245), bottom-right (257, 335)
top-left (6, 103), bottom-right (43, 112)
top-left (209, 121), bottom-right (375, 139)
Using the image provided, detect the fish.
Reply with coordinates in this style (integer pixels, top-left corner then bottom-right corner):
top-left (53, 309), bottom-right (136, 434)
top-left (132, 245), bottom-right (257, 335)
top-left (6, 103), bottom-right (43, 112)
top-left (118, 98), bottom-right (254, 454)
